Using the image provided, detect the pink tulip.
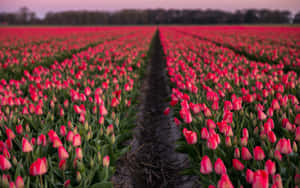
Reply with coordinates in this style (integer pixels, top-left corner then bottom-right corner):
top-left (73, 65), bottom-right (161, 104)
top-left (232, 159), bottom-right (244, 171)
top-left (253, 146), bottom-right (265, 161)
top-left (58, 146), bottom-right (69, 160)
top-left (206, 119), bottom-right (216, 129)
top-left (295, 114), bottom-right (300, 125)
top-left (29, 157), bottom-right (47, 176)
top-left (200, 155), bottom-right (213, 174)
top-left (183, 128), bottom-right (197, 144)
top-left (73, 134), bottom-right (81, 147)
top-left (214, 158), bottom-right (227, 175)
top-left (217, 174), bottom-right (234, 188)
top-left (241, 147), bottom-right (252, 160)
top-left (15, 176), bottom-right (24, 188)
top-left (265, 160), bottom-right (276, 175)
top-left (276, 138), bottom-right (292, 154)
top-left (103, 155), bottom-right (110, 167)
top-left (0, 154), bottom-right (12, 170)
top-left (22, 138), bottom-right (33, 152)
top-left (252, 170), bottom-right (268, 188)
top-left (246, 169), bottom-right (254, 183)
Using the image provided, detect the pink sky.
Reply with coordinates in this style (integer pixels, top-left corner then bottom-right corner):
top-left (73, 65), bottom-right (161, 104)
top-left (1, 0), bottom-right (299, 17)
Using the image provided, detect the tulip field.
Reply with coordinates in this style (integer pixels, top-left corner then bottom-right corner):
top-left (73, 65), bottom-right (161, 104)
top-left (0, 26), bottom-right (299, 188)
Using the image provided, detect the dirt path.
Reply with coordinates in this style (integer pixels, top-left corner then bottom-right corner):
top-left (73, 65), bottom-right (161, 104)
top-left (112, 30), bottom-right (198, 188)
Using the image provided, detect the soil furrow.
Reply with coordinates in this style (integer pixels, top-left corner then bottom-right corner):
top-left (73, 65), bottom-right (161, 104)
top-left (112, 29), bottom-right (198, 188)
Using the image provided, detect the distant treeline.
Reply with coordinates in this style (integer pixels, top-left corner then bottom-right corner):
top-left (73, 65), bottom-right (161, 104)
top-left (1, 7), bottom-right (300, 25)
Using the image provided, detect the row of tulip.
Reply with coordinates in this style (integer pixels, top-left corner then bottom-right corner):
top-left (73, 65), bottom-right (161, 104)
top-left (0, 27), bottom-right (138, 73)
top-left (0, 27), bottom-right (155, 187)
top-left (172, 26), bottom-right (300, 67)
top-left (160, 27), bottom-right (300, 187)
top-left (0, 27), bottom-right (119, 49)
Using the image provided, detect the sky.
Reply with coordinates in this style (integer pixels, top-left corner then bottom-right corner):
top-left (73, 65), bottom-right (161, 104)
top-left (0, 0), bottom-right (299, 18)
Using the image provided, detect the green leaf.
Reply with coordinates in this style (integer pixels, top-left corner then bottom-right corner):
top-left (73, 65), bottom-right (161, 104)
top-left (90, 181), bottom-right (113, 188)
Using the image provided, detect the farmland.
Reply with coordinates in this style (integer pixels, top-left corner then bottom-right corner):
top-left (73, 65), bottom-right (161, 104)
top-left (0, 26), bottom-right (299, 188)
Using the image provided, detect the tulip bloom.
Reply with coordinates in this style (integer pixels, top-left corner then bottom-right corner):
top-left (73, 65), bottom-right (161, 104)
top-left (58, 146), bottom-right (69, 160)
top-left (252, 170), bottom-right (268, 188)
top-left (72, 134), bottom-right (81, 147)
top-left (29, 157), bottom-right (47, 176)
top-left (22, 138), bottom-right (33, 153)
top-left (264, 160), bottom-right (276, 175)
top-left (253, 146), bottom-right (265, 161)
top-left (241, 147), bottom-right (252, 161)
top-left (183, 128), bottom-right (197, 144)
top-left (0, 154), bottom-right (12, 170)
top-left (217, 174), bottom-right (234, 188)
top-left (295, 114), bottom-right (300, 125)
top-left (214, 158), bottom-right (227, 175)
top-left (232, 159), bottom-right (244, 171)
top-left (103, 155), bottom-right (110, 167)
top-left (276, 138), bottom-right (292, 154)
top-left (200, 155), bottom-right (213, 174)
top-left (15, 176), bottom-right (24, 188)
top-left (246, 169), bottom-right (254, 183)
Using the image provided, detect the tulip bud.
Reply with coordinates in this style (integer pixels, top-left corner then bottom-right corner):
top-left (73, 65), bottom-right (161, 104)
top-left (234, 148), bottom-right (240, 158)
top-left (293, 141), bottom-right (298, 152)
top-left (84, 122), bottom-right (89, 130)
top-left (97, 152), bottom-right (101, 161)
top-left (111, 134), bottom-right (115, 144)
top-left (103, 156), bottom-right (110, 167)
top-left (76, 171), bottom-right (81, 182)
top-left (225, 136), bottom-right (232, 147)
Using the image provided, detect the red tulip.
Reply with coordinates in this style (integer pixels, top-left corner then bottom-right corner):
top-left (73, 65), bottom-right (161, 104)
top-left (275, 138), bottom-right (292, 154)
top-left (75, 148), bottom-right (83, 160)
top-left (58, 146), bottom-right (69, 160)
top-left (246, 169), bottom-right (254, 183)
top-left (66, 131), bottom-right (74, 142)
top-left (37, 134), bottom-right (47, 146)
top-left (183, 128), bottom-right (197, 144)
top-left (60, 125), bottom-right (66, 136)
top-left (59, 159), bottom-right (67, 170)
top-left (29, 157), bottom-right (47, 176)
top-left (52, 137), bottom-right (63, 148)
top-left (253, 146), bottom-right (265, 161)
top-left (103, 155), bottom-right (110, 167)
top-left (234, 148), bottom-right (240, 158)
top-left (99, 105), bottom-right (108, 116)
top-left (252, 170), bottom-right (268, 188)
top-left (232, 159), bottom-right (244, 171)
top-left (265, 160), bottom-right (276, 175)
top-left (22, 138), bottom-right (33, 152)
top-left (200, 155), bottom-right (213, 174)
top-left (295, 114), bottom-right (300, 125)
top-left (206, 119), bottom-right (216, 129)
top-left (16, 125), bottom-right (23, 135)
top-left (106, 124), bottom-right (114, 135)
top-left (15, 176), bottom-right (24, 188)
top-left (0, 154), bottom-right (11, 170)
top-left (267, 131), bottom-right (276, 143)
top-left (180, 108), bottom-right (192, 123)
top-left (201, 127), bottom-right (209, 140)
top-left (207, 134), bottom-right (219, 150)
top-left (296, 126), bottom-right (300, 141)
top-left (163, 107), bottom-right (170, 115)
top-left (258, 110), bottom-right (267, 120)
top-left (217, 174), bottom-right (234, 188)
top-left (241, 147), bottom-right (252, 160)
top-left (6, 128), bottom-right (15, 140)
top-left (72, 134), bottom-right (81, 147)
top-left (214, 158), bottom-right (227, 175)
